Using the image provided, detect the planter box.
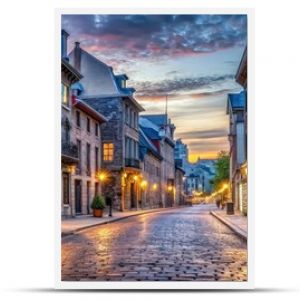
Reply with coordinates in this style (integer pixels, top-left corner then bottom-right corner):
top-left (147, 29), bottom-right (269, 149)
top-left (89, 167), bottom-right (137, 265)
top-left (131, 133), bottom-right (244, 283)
top-left (93, 209), bottom-right (104, 217)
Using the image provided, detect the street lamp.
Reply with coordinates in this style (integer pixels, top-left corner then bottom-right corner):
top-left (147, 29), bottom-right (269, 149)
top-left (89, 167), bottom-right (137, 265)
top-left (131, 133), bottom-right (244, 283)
top-left (97, 170), bottom-right (113, 217)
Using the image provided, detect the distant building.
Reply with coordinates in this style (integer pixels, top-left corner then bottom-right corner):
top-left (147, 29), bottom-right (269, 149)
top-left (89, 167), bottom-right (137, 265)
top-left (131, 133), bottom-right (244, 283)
top-left (68, 42), bottom-right (145, 211)
top-left (174, 139), bottom-right (216, 195)
top-left (140, 114), bottom-right (176, 207)
top-left (174, 139), bottom-right (189, 161)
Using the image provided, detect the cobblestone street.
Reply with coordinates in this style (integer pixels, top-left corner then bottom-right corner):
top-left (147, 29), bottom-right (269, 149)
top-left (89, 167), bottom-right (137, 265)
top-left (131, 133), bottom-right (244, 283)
top-left (61, 204), bottom-right (247, 281)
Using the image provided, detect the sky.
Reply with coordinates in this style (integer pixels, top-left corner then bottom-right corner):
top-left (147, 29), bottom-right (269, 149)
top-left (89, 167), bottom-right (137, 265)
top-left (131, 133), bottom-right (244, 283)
top-left (62, 14), bottom-right (247, 162)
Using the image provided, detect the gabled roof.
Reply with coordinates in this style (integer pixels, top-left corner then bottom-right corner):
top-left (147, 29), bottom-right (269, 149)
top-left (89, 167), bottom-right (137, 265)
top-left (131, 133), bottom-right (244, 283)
top-left (139, 126), bottom-right (160, 140)
top-left (142, 114), bottom-right (168, 127)
top-left (139, 127), bottom-right (162, 161)
top-left (227, 90), bottom-right (246, 114)
top-left (199, 165), bottom-right (214, 176)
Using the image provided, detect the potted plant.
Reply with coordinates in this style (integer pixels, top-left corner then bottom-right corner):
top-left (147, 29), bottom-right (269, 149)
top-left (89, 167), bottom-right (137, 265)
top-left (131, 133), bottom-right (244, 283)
top-left (91, 195), bottom-right (106, 217)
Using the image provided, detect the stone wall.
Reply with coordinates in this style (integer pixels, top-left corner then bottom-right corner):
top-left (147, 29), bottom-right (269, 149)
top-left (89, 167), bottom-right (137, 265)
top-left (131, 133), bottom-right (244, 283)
top-left (175, 168), bottom-right (185, 205)
top-left (160, 140), bottom-right (175, 207)
top-left (68, 107), bottom-right (102, 216)
top-left (83, 97), bottom-right (142, 210)
top-left (141, 152), bottom-right (162, 208)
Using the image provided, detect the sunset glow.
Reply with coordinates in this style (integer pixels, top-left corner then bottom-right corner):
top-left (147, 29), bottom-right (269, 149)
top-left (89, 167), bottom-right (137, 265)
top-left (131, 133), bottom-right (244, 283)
top-left (62, 14), bottom-right (247, 158)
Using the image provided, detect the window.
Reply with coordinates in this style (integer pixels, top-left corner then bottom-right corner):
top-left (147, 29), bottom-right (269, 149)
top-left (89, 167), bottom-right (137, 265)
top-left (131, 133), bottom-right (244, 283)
top-left (87, 117), bottom-right (90, 133)
top-left (125, 137), bottom-right (129, 158)
top-left (121, 80), bottom-right (126, 89)
top-left (95, 123), bottom-right (99, 137)
top-left (125, 104), bottom-right (128, 124)
top-left (76, 139), bottom-right (81, 174)
top-left (133, 112), bottom-right (136, 128)
top-left (133, 140), bottom-right (137, 159)
top-left (86, 143), bottom-right (91, 175)
top-left (61, 83), bottom-right (69, 106)
top-left (135, 113), bottom-right (138, 129)
top-left (64, 118), bottom-right (71, 143)
top-left (87, 181), bottom-right (90, 214)
top-left (95, 146), bottom-right (99, 172)
top-left (126, 105), bottom-right (130, 124)
top-left (128, 107), bottom-right (131, 126)
top-left (103, 143), bottom-right (114, 161)
top-left (136, 141), bottom-right (139, 159)
top-left (62, 172), bottom-right (69, 205)
top-left (131, 110), bottom-right (134, 127)
top-left (76, 111), bottom-right (81, 127)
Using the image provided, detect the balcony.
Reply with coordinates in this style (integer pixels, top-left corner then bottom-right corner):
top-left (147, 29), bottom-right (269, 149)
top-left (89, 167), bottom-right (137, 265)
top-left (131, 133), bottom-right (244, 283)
top-left (125, 158), bottom-right (140, 169)
top-left (61, 141), bottom-right (79, 164)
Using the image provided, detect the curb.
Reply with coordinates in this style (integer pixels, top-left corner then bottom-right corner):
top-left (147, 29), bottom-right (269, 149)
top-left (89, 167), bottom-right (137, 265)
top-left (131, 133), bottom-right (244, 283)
top-left (210, 211), bottom-right (247, 242)
top-left (62, 206), bottom-right (186, 239)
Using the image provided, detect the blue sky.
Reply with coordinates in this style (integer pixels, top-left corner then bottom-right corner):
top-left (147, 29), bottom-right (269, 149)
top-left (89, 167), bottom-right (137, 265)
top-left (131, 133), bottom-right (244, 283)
top-left (62, 14), bottom-right (247, 161)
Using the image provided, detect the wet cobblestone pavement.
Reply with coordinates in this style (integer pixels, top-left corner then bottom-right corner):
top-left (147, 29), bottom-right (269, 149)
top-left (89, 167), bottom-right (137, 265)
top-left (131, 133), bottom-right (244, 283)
top-left (61, 205), bottom-right (247, 281)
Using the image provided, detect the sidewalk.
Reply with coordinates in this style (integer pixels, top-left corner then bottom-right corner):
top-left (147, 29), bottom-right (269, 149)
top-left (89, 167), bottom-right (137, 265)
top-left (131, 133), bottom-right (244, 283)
top-left (61, 207), bottom-right (179, 237)
top-left (210, 208), bottom-right (247, 241)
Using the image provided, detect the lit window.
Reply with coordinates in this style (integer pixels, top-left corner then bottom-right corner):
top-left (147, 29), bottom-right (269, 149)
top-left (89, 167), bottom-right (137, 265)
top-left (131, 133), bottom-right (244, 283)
top-left (61, 83), bottom-right (69, 106)
top-left (103, 143), bottom-right (114, 161)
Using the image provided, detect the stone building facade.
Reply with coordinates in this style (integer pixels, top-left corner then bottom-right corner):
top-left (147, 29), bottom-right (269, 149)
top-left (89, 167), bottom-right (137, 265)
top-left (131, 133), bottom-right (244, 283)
top-left (139, 114), bottom-right (176, 207)
top-left (227, 90), bottom-right (247, 215)
top-left (139, 127), bottom-right (163, 208)
top-left (228, 46), bottom-right (248, 215)
top-left (61, 30), bottom-right (107, 218)
top-left (68, 43), bottom-right (144, 211)
top-left (68, 99), bottom-right (107, 216)
top-left (61, 30), bottom-right (82, 217)
top-left (174, 139), bottom-right (216, 195)
top-left (175, 165), bottom-right (185, 205)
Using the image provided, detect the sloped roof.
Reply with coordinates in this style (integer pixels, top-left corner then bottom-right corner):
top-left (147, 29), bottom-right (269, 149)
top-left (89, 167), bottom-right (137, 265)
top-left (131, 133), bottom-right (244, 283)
top-left (139, 127), bottom-right (162, 161)
top-left (69, 47), bottom-right (120, 97)
top-left (199, 165), bottom-right (214, 176)
top-left (227, 90), bottom-right (246, 114)
top-left (139, 126), bottom-right (160, 140)
top-left (139, 117), bottom-right (161, 140)
top-left (142, 114), bottom-right (168, 127)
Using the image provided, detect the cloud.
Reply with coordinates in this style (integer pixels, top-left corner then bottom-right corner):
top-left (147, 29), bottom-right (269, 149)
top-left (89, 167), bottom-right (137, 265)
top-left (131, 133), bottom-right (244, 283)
top-left (185, 137), bottom-right (229, 152)
top-left (133, 74), bottom-right (235, 97)
top-left (62, 14), bottom-right (247, 61)
top-left (176, 129), bottom-right (228, 140)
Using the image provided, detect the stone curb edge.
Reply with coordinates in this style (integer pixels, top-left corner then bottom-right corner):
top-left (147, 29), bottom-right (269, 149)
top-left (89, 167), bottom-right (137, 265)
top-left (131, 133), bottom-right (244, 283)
top-left (210, 211), bottom-right (247, 242)
top-left (62, 205), bottom-right (189, 239)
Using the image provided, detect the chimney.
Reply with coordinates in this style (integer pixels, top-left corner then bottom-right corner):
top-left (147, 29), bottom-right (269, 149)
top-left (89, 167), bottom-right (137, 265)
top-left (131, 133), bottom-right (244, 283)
top-left (61, 29), bottom-right (69, 59)
top-left (74, 41), bottom-right (81, 72)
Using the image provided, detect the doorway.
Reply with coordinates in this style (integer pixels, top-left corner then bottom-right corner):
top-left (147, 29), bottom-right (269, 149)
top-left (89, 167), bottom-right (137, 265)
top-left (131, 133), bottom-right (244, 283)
top-left (75, 179), bottom-right (82, 214)
top-left (130, 182), bottom-right (135, 208)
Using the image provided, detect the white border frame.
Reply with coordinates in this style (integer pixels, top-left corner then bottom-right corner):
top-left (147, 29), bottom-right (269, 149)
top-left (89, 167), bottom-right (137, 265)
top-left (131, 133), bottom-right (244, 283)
top-left (55, 7), bottom-right (254, 290)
